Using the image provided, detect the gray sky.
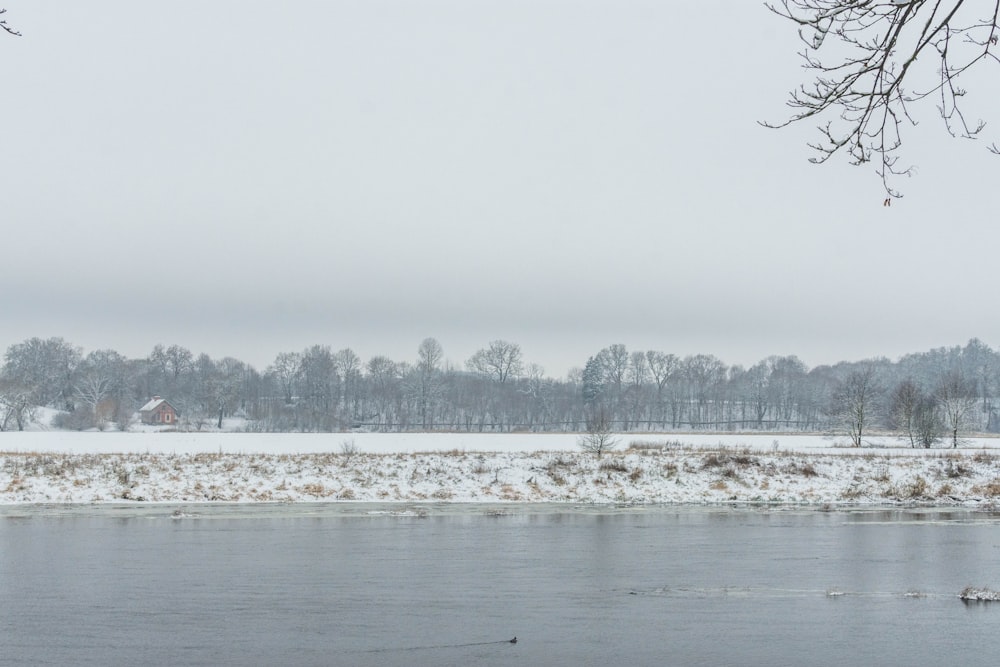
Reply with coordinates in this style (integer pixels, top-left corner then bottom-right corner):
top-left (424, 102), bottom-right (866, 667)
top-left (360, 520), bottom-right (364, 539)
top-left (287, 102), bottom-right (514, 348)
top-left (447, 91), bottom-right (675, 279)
top-left (2, 1), bottom-right (997, 377)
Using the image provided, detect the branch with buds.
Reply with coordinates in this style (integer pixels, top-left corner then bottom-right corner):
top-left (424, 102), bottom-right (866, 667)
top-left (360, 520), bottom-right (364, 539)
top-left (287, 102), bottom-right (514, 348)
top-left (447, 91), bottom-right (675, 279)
top-left (763, 0), bottom-right (999, 198)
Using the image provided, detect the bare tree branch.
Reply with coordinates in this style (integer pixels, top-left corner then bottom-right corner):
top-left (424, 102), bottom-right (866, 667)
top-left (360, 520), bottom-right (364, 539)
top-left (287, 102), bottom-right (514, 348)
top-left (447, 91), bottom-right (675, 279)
top-left (1, 8), bottom-right (20, 37)
top-left (763, 0), bottom-right (999, 197)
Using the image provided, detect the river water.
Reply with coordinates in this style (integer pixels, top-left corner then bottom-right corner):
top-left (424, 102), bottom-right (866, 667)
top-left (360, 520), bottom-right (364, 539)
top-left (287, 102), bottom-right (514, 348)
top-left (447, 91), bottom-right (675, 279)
top-left (2, 504), bottom-right (999, 666)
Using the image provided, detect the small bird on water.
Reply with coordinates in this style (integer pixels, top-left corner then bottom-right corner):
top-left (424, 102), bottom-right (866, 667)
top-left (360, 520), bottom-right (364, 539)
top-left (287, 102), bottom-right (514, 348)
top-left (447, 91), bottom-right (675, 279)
top-left (510, 637), bottom-right (517, 644)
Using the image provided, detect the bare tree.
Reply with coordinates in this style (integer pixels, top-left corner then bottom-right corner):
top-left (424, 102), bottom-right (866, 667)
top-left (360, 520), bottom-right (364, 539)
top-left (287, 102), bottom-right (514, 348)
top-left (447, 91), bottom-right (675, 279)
top-left (0, 379), bottom-right (33, 431)
top-left (365, 355), bottom-right (401, 429)
top-left (765, 0), bottom-right (999, 197)
top-left (1, 8), bottom-right (20, 36)
top-left (74, 372), bottom-right (113, 430)
top-left (2, 337), bottom-right (82, 410)
top-left (625, 350), bottom-right (648, 430)
top-left (299, 345), bottom-right (339, 429)
top-left (467, 340), bottom-right (523, 384)
top-left (602, 344), bottom-right (629, 397)
top-left (646, 350), bottom-right (678, 427)
top-left (334, 347), bottom-right (362, 419)
top-left (831, 364), bottom-right (882, 447)
top-left (578, 408), bottom-right (618, 458)
top-left (413, 337), bottom-right (444, 429)
top-left (267, 352), bottom-right (302, 404)
top-left (913, 394), bottom-right (943, 447)
top-left (890, 378), bottom-right (922, 446)
top-left (936, 370), bottom-right (979, 447)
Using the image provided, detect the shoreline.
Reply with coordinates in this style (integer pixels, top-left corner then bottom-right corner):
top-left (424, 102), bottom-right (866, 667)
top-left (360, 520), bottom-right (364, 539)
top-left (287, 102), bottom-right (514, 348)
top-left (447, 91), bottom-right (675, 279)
top-left (4, 446), bottom-right (1000, 506)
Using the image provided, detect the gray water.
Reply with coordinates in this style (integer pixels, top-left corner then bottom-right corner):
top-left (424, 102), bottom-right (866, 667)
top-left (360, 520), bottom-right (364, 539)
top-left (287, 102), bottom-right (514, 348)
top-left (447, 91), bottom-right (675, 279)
top-left (2, 504), bottom-right (999, 666)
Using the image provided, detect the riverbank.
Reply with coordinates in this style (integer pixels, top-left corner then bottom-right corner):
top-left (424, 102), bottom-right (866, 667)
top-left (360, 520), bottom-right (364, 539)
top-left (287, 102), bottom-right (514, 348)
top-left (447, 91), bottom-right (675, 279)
top-left (3, 444), bottom-right (1000, 505)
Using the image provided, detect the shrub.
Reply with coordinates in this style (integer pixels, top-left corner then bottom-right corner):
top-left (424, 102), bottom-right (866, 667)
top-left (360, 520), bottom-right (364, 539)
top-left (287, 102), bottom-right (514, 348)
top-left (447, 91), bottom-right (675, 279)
top-left (942, 458), bottom-right (971, 479)
top-left (340, 439), bottom-right (359, 464)
top-left (840, 484), bottom-right (865, 500)
top-left (905, 476), bottom-right (929, 499)
top-left (627, 440), bottom-right (665, 452)
top-left (795, 462), bottom-right (818, 477)
top-left (598, 460), bottom-right (629, 473)
top-left (701, 449), bottom-right (760, 477)
top-left (701, 452), bottom-right (728, 469)
top-left (302, 482), bottom-right (329, 497)
top-left (972, 450), bottom-right (996, 464)
top-left (971, 479), bottom-right (1000, 497)
top-left (731, 452), bottom-right (760, 467)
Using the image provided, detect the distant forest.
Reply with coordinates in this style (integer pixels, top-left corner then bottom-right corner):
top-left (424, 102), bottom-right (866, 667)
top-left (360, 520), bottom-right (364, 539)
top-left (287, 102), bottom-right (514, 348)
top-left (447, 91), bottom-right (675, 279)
top-left (1, 336), bottom-right (998, 444)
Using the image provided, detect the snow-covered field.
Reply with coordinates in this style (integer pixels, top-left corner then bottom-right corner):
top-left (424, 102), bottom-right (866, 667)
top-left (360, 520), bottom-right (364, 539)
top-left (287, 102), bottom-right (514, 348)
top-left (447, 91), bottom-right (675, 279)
top-left (5, 430), bottom-right (1000, 455)
top-left (3, 431), bottom-right (1000, 505)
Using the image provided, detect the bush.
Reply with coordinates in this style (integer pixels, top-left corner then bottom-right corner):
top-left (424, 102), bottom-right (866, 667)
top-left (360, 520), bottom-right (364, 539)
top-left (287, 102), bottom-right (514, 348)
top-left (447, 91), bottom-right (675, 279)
top-left (941, 458), bottom-right (971, 479)
top-left (340, 439), bottom-right (359, 465)
top-left (905, 476), bottom-right (929, 499)
top-left (972, 451), bottom-right (996, 464)
top-left (52, 409), bottom-right (93, 431)
top-left (598, 459), bottom-right (628, 473)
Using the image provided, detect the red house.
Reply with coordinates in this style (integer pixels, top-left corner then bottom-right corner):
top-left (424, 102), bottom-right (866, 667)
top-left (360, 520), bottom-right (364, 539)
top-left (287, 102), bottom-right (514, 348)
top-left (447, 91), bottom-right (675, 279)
top-left (139, 396), bottom-right (179, 425)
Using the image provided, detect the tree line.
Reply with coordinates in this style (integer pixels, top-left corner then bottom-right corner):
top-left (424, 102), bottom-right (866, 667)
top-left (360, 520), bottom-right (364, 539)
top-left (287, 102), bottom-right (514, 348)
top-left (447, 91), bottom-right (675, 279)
top-left (0, 335), bottom-right (998, 445)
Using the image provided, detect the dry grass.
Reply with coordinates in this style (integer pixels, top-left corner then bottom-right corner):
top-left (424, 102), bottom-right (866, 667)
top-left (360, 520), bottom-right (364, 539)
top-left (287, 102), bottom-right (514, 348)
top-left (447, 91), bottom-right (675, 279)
top-left (627, 439), bottom-right (685, 452)
top-left (971, 479), bottom-right (1000, 497)
top-left (3, 445), bottom-right (1000, 505)
top-left (904, 476), bottom-right (930, 499)
top-left (785, 461), bottom-right (819, 477)
top-left (940, 457), bottom-right (972, 479)
top-left (414, 448), bottom-right (466, 457)
top-left (840, 483), bottom-right (865, 500)
top-left (871, 465), bottom-right (891, 483)
top-left (701, 449), bottom-right (759, 471)
top-left (598, 459), bottom-right (629, 473)
top-left (972, 450), bottom-right (996, 464)
top-left (499, 484), bottom-right (522, 501)
top-left (300, 482), bottom-right (330, 497)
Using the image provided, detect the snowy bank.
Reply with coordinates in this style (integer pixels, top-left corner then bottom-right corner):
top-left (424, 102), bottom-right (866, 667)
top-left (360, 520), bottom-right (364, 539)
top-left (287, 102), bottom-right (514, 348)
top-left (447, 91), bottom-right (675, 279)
top-left (3, 442), bottom-right (1000, 505)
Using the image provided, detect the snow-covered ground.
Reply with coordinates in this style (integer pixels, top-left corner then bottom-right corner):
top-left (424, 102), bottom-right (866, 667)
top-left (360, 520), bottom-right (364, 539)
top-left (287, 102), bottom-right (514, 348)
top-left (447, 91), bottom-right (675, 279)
top-left (4, 430), bottom-right (1000, 456)
top-left (3, 431), bottom-right (1000, 505)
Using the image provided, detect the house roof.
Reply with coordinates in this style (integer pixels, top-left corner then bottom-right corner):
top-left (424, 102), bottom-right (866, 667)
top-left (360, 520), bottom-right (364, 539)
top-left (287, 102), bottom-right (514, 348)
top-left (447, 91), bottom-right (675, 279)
top-left (139, 397), bottom-right (171, 412)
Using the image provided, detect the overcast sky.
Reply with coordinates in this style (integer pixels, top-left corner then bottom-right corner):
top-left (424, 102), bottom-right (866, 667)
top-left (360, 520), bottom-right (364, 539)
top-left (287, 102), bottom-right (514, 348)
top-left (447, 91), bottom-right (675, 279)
top-left (2, 1), bottom-right (997, 377)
